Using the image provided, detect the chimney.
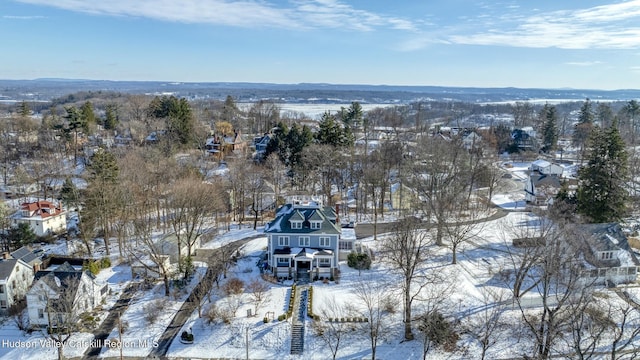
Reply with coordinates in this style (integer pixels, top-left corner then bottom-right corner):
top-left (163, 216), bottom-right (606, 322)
top-left (2, 252), bottom-right (9, 260)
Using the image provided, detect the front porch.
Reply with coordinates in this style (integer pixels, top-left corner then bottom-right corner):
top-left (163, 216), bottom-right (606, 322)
top-left (271, 248), bottom-right (337, 282)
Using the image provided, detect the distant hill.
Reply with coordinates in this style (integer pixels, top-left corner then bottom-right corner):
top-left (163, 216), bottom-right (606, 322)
top-left (1, 79), bottom-right (639, 104)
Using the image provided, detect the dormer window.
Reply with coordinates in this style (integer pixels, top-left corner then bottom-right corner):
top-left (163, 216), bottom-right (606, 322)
top-left (22, 210), bottom-right (30, 217)
top-left (310, 221), bottom-right (321, 229)
top-left (600, 251), bottom-right (615, 260)
top-left (291, 221), bottom-right (303, 229)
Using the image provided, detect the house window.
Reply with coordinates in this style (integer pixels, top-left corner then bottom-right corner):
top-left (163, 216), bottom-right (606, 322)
top-left (299, 237), bottom-right (310, 247)
top-left (278, 236), bottom-right (289, 246)
top-left (38, 295), bottom-right (46, 301)
top-left (291, 221), bottom-right (302, 229)
top-left (318, 258), bottom-right (331, 267)
top-left (0, 285), bottom-right (4, 294)
top-left (311, 221), bottom-right (321, 229)
top-left (0, 300), bottom-right (6, 309)
top-left (339, 241), bottom-right (353, 251)
top-left (601, 251), bottom-right (614, 260)
top-left (276, 257), bottom-right (290, 267)
top-left (38, 309), bottom-right (44, 319)
top-left (319, 237), bottom-right (330, 247)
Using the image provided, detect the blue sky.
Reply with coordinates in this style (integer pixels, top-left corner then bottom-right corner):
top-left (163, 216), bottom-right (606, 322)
top-left (2, 0), bottom-right (640, 90)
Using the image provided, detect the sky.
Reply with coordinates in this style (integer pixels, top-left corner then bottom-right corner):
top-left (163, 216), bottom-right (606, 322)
top-left (1, 0), bottom-right (640, 90)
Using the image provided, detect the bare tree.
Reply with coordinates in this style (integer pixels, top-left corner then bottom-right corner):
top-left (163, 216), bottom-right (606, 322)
top-left (467, 289), bottom-right (507, 360)
top-left (409, 136), bottom-right (471, 246)
top-left (352, 276), bottom-right (390, 360)
top-left (129, 219), bottom-right (174, 296)
top-left (312, 297), bottom-right (352, 360)
top-left (516, 223), bottom-right (592, 359)
top-left (35, 276), bottom-right (83, 360)
top-left (166, 176), bottom-right (217, 278)
top-left (379, 217), bottom-right (435, 340)
top-left (247, 278), bottom-right (271, 316)
top-left (442, 197), bottom-right (486, 264)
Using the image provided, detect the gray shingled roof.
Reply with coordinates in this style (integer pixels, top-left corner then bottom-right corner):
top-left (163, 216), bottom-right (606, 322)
top-left (0, 259), bottom-right (19, 280)
top-left (264, 204), bottom-right (341, 235)
top-left (11, 246), bottom-right (41, 265)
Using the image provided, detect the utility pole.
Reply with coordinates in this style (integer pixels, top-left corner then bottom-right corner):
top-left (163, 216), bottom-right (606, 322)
top-left (245, 326), bottom-right (249, 360)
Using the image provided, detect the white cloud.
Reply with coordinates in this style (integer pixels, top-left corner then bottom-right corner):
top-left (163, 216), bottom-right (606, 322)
top-left (449, 1), bottom-right (640, 50)
top-left (565, 61), bottom-right (603, 66)
top-left (15, 0), bottom-right (417, 32)
top-left (3, 15), bottom-right (45, 19)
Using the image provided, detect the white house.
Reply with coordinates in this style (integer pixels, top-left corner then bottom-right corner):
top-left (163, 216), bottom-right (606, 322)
top-left (530, 159), bottom-right (563, 177)
top-left (0, 253), bottom-right (34, 313)
top-left (26, 262), bottom-right (106, 328)
top-left (524, 174), bottom-right (562, 205)
top-left (575, 223), bottom-right (640, 286)
top-left (11, 201), bottom-right (67, 237)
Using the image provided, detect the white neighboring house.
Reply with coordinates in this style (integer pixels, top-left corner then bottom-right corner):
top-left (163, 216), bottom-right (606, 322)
top-left (576, 223), bottom-right (640, 286)
top-left (0, 253), bottom-right (34, 313)
top-left (530, 159), bottom-right (564, 176)
top-left (26, 262), bottom-right (106, 328)
top-left (11, 200), bottom-right (67, 237)
top-left (524, 173), bottom-right (562, 205)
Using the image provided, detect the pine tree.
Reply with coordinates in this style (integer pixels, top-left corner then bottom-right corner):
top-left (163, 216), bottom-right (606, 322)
top-left (540, 104), bottom-right (559, 153)
top-left (81, 101), bottom-right (97, 133)
top-left (576, 120), bottom-right (629, 222)
top-left (573, 98), bottom-right (595, 163)
top-left (18, 101), bottom-right (30, 118)
top-left (104, 104), bottom-right (118, 130)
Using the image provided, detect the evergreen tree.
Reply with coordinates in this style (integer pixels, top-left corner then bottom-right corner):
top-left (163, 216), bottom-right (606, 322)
top-left (222, 95), bottom-right (240, 124)
top-left (573, 98), bottom-right (595, 162)
top-left (316, 111), bottom-right (354, 147)
top-left (84, 149), bottom-right (120, 255)
top-left (7, 223), bottom-right (37, 250)
top-left (63, 106), bottom-right (86, 163)
top-left (80, 101), bottom-right (97, 133)
top-left (147, 95), bottom-right (194, 146)
top-left (576, 120), bottom-right (629, 222)
top-left (18, 101), bottom-right (30, 118)
top-left (59, 177), bottom-right (80, 210)
top-left (540, 104), bottom-right (559, 153)
top-left (596, 103), bottom-right (614, 129)
top-left (104, 104), bottom-right (119, 130)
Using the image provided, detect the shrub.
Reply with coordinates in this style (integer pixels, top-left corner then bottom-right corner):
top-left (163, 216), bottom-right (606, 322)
top-left (347, 252), bottom-right (371, 271)
top-left (419, 310), bottom-right (457, 351)
top-left (143, 299), bottom-right (167, 324)
top-left (263, 317), bottom-right (269, 323)
top-left (278, 314), bottom-right (287, 321)
top-left (222, 278), bottom-right (245, 296)
top-left (204, 304), bottom-right (220, 325)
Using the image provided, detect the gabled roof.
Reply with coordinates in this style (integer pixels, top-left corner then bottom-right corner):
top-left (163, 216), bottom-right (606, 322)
top-left (574, 223), bottom-right (640, 267)
top-left (265, 204), bottom-right (340, 235)
top-left (530, 174), bottom-right (561, 188)
top-left (17, 200), bottom-right (64, 219)
top-left (11, 246), bottom-right (42, 265)
top-left (0, 259), bottom-right (19, 280)
top-left (31, 261), bottom-right (95, 304)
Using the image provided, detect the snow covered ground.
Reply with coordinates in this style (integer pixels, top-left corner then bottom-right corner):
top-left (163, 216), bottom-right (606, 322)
top-left (3, 159), bottom-right (636, 359)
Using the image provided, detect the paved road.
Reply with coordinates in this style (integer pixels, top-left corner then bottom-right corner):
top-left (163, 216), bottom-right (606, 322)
top-left (83, 282), bottom-right (138, 359)
top-left (354, 208), bottom-right (508, 239)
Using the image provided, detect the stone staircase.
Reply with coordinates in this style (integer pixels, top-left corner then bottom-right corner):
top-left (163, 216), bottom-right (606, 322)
top-left (290, 285), bottom-right (309, 355)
